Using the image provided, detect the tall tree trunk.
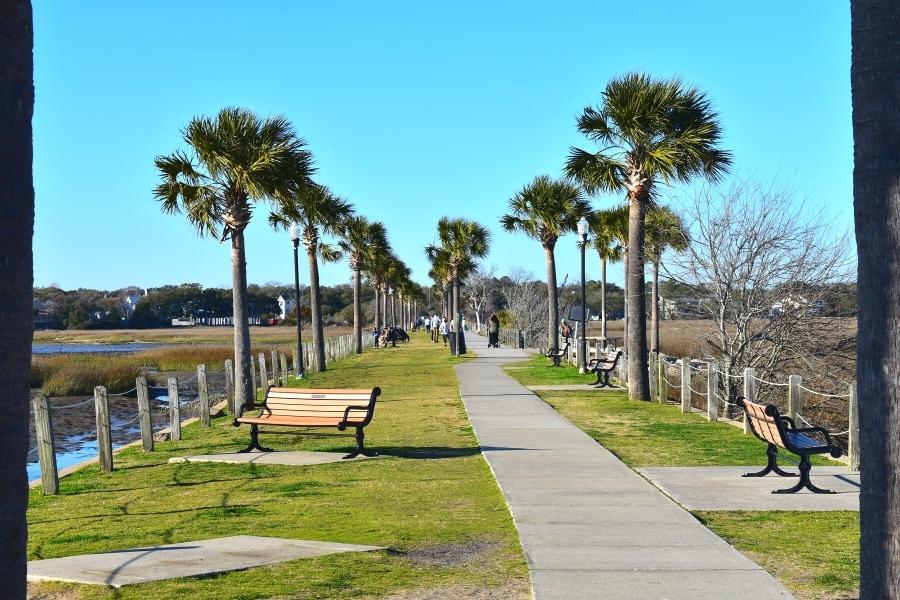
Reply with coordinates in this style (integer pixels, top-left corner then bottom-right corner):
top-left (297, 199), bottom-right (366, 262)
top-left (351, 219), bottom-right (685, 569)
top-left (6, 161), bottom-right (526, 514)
top-left (391, 292), bottom-right (396, 326)
top-left (0, 2), bottom-right (33, 592)
top-left (852, 2), bottom-right (900, 597)
top-left (601, 255), bottom-right (608, 340)
top-left (373, 287), bottom-right (380, 331)
top-left (306, 245), bottom-right (326, 371)
top-left (231, 229), bottom-right (254, 408)
top-left (623, 250), bottom-right (629, 353)
top-left (544, 243), bottom-right (560, 351)
top-left (381, 285), bottom-right (388, 327)
top-left (352, 269), bottom-right (362, 353)
top-left (626, 195), bottom-right (650, 400)
top-left (453, 272), bottom-right (463, 354)
top-left (651, 257), bottom-right (660, 353)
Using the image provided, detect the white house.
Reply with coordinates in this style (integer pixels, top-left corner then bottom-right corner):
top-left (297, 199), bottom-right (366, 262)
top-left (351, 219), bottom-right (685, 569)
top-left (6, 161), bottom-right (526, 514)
top-left (122, 293), bottom-right (142, 319)
top-left (277, 294), bottom-right (296, 320)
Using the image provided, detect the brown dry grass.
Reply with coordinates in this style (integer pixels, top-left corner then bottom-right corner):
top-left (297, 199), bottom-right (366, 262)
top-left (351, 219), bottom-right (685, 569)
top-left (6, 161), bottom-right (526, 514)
top-left (33, 325), bottom-right (354, 345)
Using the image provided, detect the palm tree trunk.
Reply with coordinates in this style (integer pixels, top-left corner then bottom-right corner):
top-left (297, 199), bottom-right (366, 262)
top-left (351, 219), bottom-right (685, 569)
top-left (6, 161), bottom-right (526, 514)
top-left (544, 243), bottom-right (560, 351)
top-left (306, 246), bottom-right (326, 371)
top-left (651, 257), bottom-right (660, 353)
top-left (352, 269), bottom-right (362, 353)
top-left (381, 285), bottom-right (388, 328)
top-left (453, 272), bottom-right (462, 354)
top-left (390, 293), bottom-right (396, 327)
top-left (373, 287), bottom-right (379, 330)
top-left (623, 249), bottom-right (629, 352)
top-left (231, 229), bottom-right (254, 408)
top-left (626, 195), bottom-right (650, 400)
top-left (0, 3), bottom-right (34, 591)
top-left (601, 256), bottom-right (608, 340)
top-left (852, 3), bottom-right (900, 597)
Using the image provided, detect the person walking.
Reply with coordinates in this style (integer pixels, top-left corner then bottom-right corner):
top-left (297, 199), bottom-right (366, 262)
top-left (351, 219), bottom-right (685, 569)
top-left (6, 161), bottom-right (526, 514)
top-left (431, 313), bottom-right (441, 343)
top-left (488, 313), bottom-right (500, 348)
top-left (372, 325), bottom-right (380, 348)
top-left (440, 316), bottom-right (449, 345)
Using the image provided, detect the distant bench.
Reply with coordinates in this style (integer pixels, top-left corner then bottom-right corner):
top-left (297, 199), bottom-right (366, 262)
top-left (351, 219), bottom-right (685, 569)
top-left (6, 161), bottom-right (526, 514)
top-left (739, 397), bottom-right (842, 494)
top-left (545, 342), bottom-right (569, 367)
top-left (587, 350), bottom-right (622, 388)
top-left (234, 387), bottom-right (381, 459)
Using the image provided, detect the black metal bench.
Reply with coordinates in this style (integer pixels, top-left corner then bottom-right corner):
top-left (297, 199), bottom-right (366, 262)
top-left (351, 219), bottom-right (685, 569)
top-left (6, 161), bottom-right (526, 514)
top-left (587, 350), bottom-right (622, 388)
top-left (234, 387), bottom-right (381, 459)
top-left (545, 342), bottom-right (569, 367)
top-left (739, 397), bottom-right (843, 494)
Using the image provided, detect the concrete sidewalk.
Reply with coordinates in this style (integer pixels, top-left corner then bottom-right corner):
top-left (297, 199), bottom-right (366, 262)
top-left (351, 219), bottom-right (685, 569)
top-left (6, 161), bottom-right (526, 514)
top-left (457, 334), bottom-right (793, 600)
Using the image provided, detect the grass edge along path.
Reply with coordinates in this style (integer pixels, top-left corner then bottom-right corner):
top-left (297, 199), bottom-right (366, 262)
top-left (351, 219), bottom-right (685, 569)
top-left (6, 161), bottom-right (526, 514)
top-left (26, 336), bottom-right (529, 600)
top-left (503, 357), bottom-right (859, 600)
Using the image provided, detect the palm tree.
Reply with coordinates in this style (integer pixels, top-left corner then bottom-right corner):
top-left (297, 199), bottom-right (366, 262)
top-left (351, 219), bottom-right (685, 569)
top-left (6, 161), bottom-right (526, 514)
top-left (566, 73), bottom-right (731, 400)
top-left (0, 1), bottom-right (34, 592)
top-left (588, 207), bottom-right (626, 341)
top-left (155, 107), bottom-right (313, 408)
top-left (382, 257), bottom-right (410, 327)
top-left (270, 183), bottom-right (353, 371)
top-left (645, 206), bottom-right (689, 353)
top-left (501, 175), bottom-right (591, 352)
top-left (338, 216), bottom-right (388, 353)
top-left (851, 2), bottom-right (900, 596)
top-left (427, 218), bottom-right (490, 355)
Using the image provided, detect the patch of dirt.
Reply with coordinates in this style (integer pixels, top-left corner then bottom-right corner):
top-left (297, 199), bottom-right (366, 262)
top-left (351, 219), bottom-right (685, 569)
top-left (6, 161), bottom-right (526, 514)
top-left (399, 541), bottom-right (501, 567)
top-left (27, 583), bottom-right (81, 600)
top-left (375, 582), bottom-right (529, 600)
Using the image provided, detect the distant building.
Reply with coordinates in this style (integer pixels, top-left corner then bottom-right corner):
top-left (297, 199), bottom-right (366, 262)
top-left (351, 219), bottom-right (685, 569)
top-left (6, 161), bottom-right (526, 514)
top-left (277, 294), bottom-right (296, 320)
top-left (122, 293), bottom-right (142, 319)
top-left (660, 296), bottom-right (706, 320)
top-left (33, 299), bottom-right (54, 329)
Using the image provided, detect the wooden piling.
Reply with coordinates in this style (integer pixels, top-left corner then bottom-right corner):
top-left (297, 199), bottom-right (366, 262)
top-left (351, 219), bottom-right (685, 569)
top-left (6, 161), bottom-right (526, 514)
top-left (224, 359), bottom-right (234, 414)
top-left (787, 375), bottom-right (802, 424)
top-left (271, 350), bottom-right (280, 385)
top-left (258, 352), bottom-right (268, 388)
top-left (197, 364), bottom-right (210, 427)
top-left (94, 386), bottom-right (112, 472)
top-left (168, 376), bottom-right (181, 441)
top-left (657, 353), bottom-right (667, 403)
top-left (136, 376), bottom-right (153, 451)
top-left (32, 394), bottom-right (59, 494)
top-left (742, 368), bottom-right (756, 434)
top-left (648, 352), bottom-right (657, 401)
top-left (279, 353), bottom-right (288, 385)
top-left (681, 358), bottom-right (691, 414)
top-left (848, 383), bottom-right (860, 470)
top-left (707, 360), bottom-right (719, 422)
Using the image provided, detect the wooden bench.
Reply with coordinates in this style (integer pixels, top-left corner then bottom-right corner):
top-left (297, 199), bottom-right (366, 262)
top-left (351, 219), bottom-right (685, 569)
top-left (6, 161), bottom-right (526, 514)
top-left (545, 342), bottom-right (570, 367)
top-left (739, 397), bottom-right (843, 494)
top-left (587, 350), bottom-right (622, 388)
top-left (233, 387), bottom-right (381, 459)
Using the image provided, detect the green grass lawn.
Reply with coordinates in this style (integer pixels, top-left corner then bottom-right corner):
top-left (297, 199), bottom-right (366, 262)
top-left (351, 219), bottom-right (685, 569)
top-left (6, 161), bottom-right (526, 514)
top-left (26, 338), bottom-right (528, 599)
top-left (504, 358), bottom-right (858, 599)
top-left (502, 353), bottom-right (604, 386)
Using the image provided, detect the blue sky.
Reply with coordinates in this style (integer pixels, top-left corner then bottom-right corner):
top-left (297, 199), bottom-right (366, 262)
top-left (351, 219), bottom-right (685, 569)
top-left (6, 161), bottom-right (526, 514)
top-left (33, 1), bottom-right (851, 291)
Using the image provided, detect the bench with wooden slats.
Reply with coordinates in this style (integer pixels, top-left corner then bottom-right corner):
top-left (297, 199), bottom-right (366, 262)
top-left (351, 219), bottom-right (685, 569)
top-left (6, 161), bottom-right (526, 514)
top-left (738, 396), bottom-right (842, 494)
top-left (545, 342), bottom-right (570, 367)
top-left (233, 387), bottom-right (381, 459)
top-left (586, 350), bottom-right (622, 388)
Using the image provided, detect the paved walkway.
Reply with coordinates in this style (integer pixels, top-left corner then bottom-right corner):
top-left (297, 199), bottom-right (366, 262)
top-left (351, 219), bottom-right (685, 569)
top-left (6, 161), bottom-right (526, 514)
top-left (457, 334), bottom-right (793, 600)
top-left (639, 466), bottom-right (859, 511)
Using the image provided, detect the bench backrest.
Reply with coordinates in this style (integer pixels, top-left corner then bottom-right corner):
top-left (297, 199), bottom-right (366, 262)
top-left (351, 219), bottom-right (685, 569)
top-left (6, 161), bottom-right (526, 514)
top-left (264, 387), bottom-right (380, 425)
top-left (739, 397), bottom-right (787, 449)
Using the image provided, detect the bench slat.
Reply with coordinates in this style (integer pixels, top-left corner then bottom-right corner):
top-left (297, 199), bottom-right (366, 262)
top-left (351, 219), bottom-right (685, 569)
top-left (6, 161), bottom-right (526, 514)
top-left (263, 408), bottom-right (368, 419)
top-left (265, 400), bottom-right (366, 409)
top-left (238, 415), bottom-right (365, 427)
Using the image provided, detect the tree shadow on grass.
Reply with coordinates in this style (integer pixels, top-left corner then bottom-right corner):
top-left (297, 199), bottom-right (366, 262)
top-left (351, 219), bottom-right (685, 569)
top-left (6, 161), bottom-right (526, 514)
top-left (377, 445), bottom-right (531, 459)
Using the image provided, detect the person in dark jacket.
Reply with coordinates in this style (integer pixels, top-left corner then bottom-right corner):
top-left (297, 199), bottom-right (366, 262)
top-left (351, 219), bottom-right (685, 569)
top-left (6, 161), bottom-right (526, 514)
top-left (488, 314), bottom-right (500, 348)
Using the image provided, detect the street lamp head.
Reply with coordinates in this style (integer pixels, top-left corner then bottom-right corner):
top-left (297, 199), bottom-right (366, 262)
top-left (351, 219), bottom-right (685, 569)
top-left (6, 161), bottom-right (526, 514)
top-left (288, 223), bottom-right (302, 243)
top-left (389, 286), bottom-right (394, 295)
top-left (577, 216), bottom-right (589, 238)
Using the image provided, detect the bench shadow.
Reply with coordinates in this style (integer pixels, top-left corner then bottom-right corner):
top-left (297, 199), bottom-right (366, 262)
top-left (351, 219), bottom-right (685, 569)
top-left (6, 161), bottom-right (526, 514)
top-left (377, 445), bottom-right (530, 459)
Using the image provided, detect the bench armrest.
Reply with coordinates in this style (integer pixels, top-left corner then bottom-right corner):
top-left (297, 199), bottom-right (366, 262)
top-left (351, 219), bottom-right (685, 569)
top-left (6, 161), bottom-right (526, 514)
top-left (793, 425), bottom-right (836, 447)
top-left (779, 416), bottom-right (797, 430)
top-left (338, 404), bottom-right (373, 429)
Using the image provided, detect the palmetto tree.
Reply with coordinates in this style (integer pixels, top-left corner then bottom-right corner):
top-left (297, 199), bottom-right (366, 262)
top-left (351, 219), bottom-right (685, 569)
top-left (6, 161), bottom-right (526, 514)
top-left (566, 73), bottom-right (731, 400)
top-left (155, 107), bottom-right (313, 409)
top-left (382, 257), bottom-right (411, 327)
top-left (645, 205), bottom-right (689, 353)
top-left (588, 206), bottom-right (626, 340)
top-left (270, 184), bottom-right (353, 372)
top-left (0, 1), bottom-right (34, 592)
top-left (338, 216), bottom-right (388, 353)
top-left (426, 218), bottom-right (490, 355)
top-left (501, 175), bottom-right (591, 352)
top-left (851, 2), bottom-right (900, 596)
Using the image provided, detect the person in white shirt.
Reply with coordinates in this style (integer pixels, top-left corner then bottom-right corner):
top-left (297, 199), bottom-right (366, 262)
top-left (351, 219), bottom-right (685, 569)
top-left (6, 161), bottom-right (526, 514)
top-left (431, 313), bottom-right (441, 343)
top-left (439, 317), bottom-right (449, 345)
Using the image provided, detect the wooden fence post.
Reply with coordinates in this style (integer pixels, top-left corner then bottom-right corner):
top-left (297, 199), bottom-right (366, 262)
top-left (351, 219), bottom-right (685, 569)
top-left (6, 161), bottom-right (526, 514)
top-left (619, 351), bottom-right (628, 384)
top-left (291, 346), bottom-right (298, 374)
top-left (280, 353), bottom-right (288, 385)
top-left (168, 376), bottom-right (181, 441)
top-left (681, 358), bottom-right (691, 414)
top-left (224, 359), bottom-right (234, 415)
top-left (648, 352), bottom-right (658, 401)
top-left (787, 375), bottom-right (802, 424)
top-left (271, 350), bottom-right (280, 385)
top-left (742, 368), bottom-right (756, 434)
top-left (707, 360), bottom-right (719, 422)
top-left (197, 364), bottom-right (210, 427)
top-left (94, 386), bottom-right (112, 472)
top-left (849, 383), bottom-right (860, 470)
top-left (32, 394), bottom-right (58, 494)
top-left (258, 352), bottom-right (268, 388)
top-left (657, 353), bottom-right (667, 403)
top-left (136, 376), bottom-right (154, 451)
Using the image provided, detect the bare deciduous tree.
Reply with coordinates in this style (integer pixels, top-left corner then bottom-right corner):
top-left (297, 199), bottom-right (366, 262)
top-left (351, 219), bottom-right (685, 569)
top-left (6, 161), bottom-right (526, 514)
top-left (501, 268), bottom-right (549, 349)
top-left (463, 264), bottom-right (496, 332)
top-left (673, 179), bottom-right (854, 406)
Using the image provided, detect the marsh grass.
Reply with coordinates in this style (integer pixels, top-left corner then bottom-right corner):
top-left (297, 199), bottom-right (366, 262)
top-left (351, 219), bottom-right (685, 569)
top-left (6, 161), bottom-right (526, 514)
top-left (26, 338), bottom-right (527, 600)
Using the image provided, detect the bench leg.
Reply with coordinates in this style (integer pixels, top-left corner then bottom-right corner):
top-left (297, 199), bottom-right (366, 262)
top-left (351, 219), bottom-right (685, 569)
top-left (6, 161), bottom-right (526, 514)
top-left (593, 370), bottom-right (612, 388)
top-left (550, 355), bottom-right (561, 367)
top-left (773, 455), bottom-right (834, 494)
top-left (743, 444), bottom-right (797, 478)
top-left (237, 424), bottom-right (274, 453)
top-left (343, 427), bottom-right (378, 460)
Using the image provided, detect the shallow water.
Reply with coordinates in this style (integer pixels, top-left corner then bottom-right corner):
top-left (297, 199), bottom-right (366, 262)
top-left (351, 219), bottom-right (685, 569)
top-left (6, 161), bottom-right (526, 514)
top-left (32, 342), bottom-right (164, 355)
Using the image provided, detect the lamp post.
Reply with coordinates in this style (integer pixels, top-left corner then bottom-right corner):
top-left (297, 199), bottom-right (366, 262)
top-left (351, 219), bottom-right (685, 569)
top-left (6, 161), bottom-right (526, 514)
top-left (289, 223), bottom-right (305, 378)
top-left (577, 216), bottom-right (589, 373)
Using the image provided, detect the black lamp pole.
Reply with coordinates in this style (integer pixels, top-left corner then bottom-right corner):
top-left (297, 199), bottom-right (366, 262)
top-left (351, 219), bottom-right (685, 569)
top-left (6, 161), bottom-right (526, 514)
top-left (291, 233), bottom-right (305, 378)
top-left (578, 217), bottom-right (589, 373)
